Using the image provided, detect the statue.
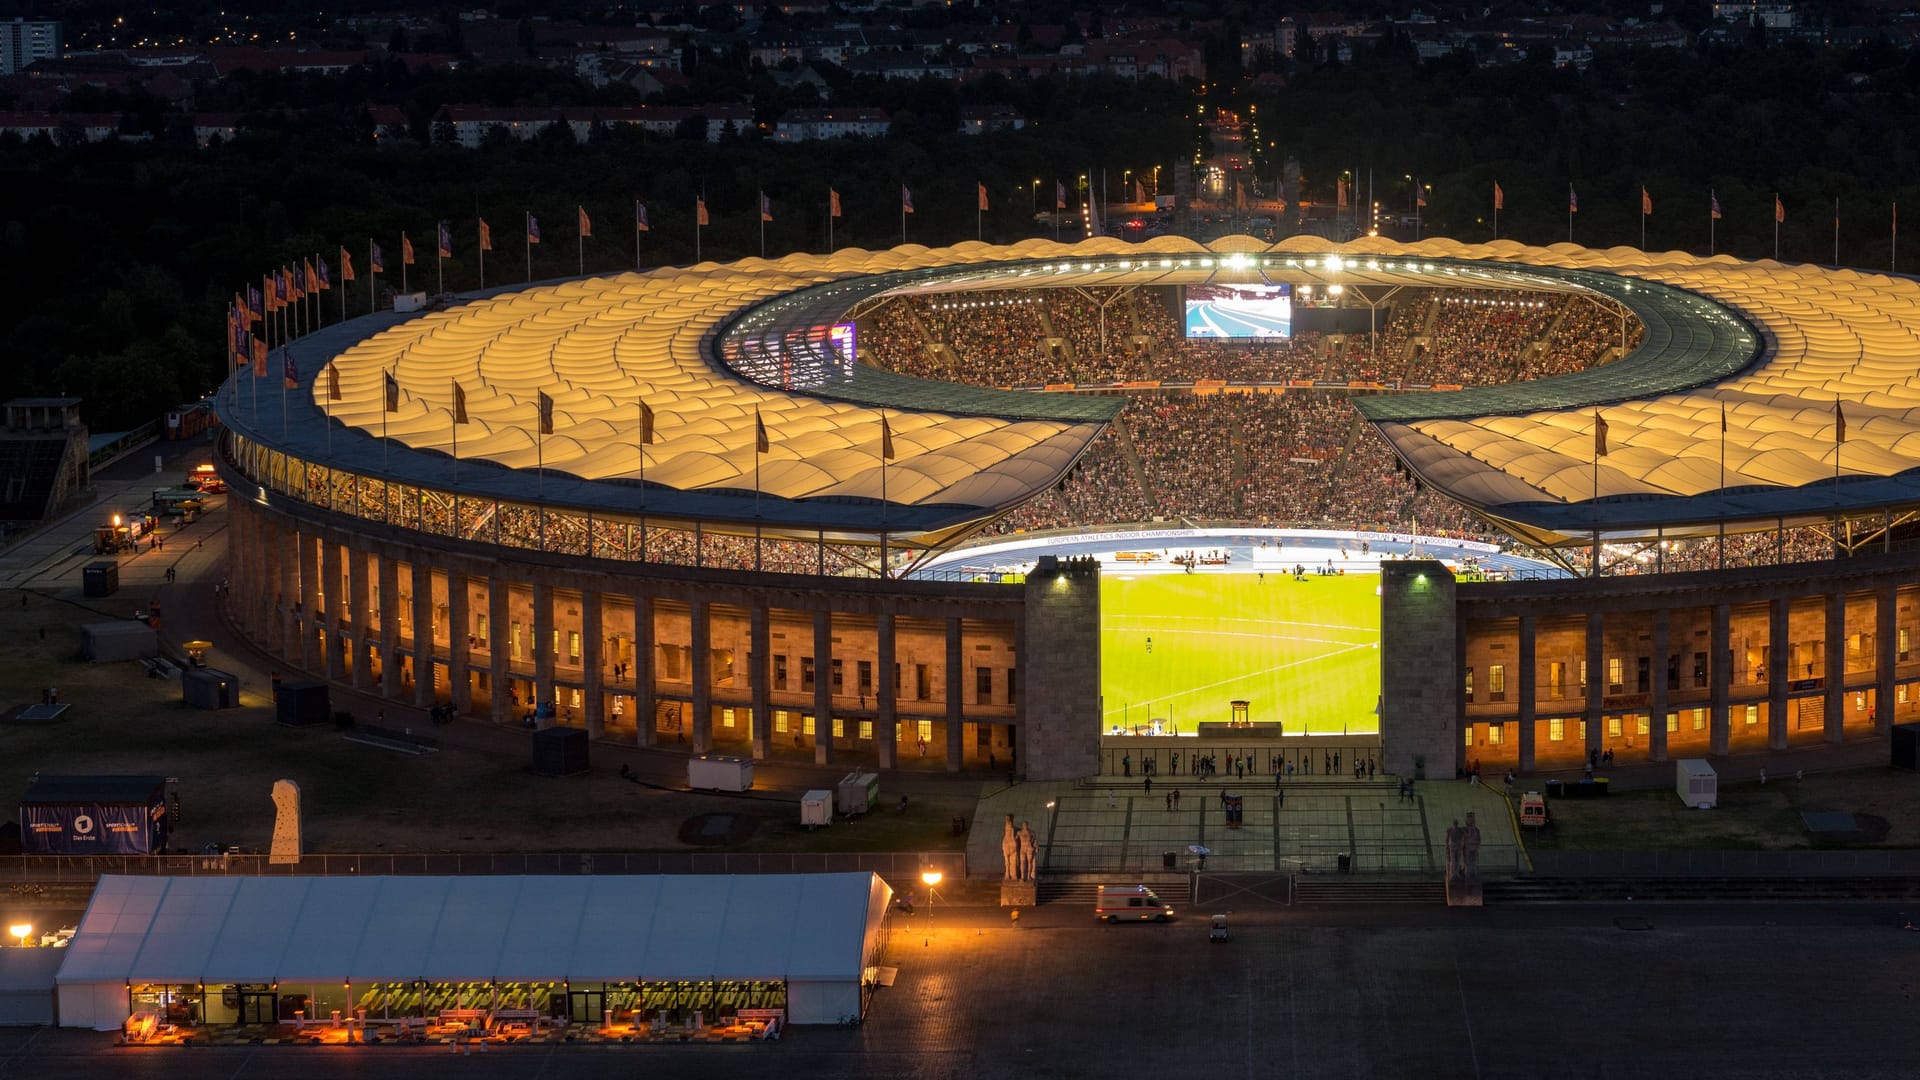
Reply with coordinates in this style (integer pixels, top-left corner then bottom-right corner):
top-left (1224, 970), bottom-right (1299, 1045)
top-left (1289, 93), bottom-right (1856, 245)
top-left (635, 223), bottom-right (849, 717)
top-left (1461, 811), bottom-right (1481, 878)
top-left (1001, 814), bottom-right (1020, 880)
top-left (1444, 814), bottom-right (1483, 907)
top-left (1016, 820), bottom-right (1037, 881)
top-left (269, 779), bottom-right (303, 865)
top-left (1443, 819), bottom-right (1462, 881)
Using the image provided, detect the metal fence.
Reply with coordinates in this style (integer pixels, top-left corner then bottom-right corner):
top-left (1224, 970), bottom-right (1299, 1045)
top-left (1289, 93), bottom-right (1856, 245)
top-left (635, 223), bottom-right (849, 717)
top-left (0, 849), bottom-right (967, 886)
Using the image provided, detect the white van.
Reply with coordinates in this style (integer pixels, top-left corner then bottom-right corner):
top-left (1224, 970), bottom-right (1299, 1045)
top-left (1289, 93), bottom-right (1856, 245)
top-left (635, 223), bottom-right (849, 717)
top-left (1095, 884), bottom-right (1174, 922)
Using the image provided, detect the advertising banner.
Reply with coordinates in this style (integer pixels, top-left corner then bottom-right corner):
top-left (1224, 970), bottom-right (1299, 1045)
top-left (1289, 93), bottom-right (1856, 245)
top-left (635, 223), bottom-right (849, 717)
top-left (21, 801), bottom-right (163, 855)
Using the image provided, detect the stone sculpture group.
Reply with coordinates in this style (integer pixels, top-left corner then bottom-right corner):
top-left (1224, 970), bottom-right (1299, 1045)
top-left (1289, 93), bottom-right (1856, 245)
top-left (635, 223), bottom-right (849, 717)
top-left (1001, 814), bottom-right (1037, 881)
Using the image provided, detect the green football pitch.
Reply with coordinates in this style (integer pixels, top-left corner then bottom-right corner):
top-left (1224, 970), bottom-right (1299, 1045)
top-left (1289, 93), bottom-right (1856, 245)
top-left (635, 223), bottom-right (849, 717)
top-left (1100, 572), bottom-right (1381, 735)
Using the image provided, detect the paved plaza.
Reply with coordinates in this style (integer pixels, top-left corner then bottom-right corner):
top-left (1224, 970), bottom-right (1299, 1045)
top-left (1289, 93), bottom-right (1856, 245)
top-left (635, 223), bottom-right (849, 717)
top-left (4, 902), bottom-right (1916, 1079)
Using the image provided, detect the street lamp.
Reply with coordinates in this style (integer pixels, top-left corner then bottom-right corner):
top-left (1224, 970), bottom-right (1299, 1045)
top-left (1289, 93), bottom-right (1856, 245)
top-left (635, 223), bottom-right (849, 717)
top-left (9, 924), bottom-right (31, 948)
top-left (920, 871), bottom-right (942, 946)
top-left (1031, 179), bottom-right (1040, 212)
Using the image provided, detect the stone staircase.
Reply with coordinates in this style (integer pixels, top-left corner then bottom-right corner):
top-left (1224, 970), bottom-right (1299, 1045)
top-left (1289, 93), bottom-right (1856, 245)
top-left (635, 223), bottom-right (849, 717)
top-left (1486, 876), bottom-right (1920, 904)
top-left (1293, 875), bottom-right (1447, 905)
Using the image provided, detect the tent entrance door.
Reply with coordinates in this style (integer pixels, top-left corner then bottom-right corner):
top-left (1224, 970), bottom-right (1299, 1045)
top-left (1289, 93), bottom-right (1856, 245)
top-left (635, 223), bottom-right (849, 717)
top-left (237, 991), bottom-right (277, 1026)
top-left (567, 990), bottom-right (603, 1024)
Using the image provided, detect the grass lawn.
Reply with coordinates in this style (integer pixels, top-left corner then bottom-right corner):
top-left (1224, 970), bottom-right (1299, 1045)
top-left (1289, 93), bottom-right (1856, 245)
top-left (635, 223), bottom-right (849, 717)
top-left (1525, 770), bottom-right (1920, 850)
top-left (1100, 572), bottom-right (1380, 734)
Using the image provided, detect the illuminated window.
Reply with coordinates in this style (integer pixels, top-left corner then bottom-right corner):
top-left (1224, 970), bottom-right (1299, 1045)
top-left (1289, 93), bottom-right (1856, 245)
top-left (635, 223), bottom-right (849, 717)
top-left (721, 707), bottom-right (735, 728)
top-left (832, 718), bottom-right (844, 738)
top-left (1745, 704), bottom-right (1759, 727)
top-left (1901, 685), bottom-right (1911, 704)
top-left (476, 612), bottom-right (488, 638)
top-left (1607, 657), bottom-right (1624, 693)
top-left (774, 710), bottom-right (788, 733)
top-left (1901, 628), bottom-right (1911, 661)
top-left (567, 631), bottom-right (581, 662)
top-left (1463, 727), bottom-right (1473, 748)
top-left (1487, 724), bottom-right (1504, 746)
top-left (1548, 717), bottom-right (1565, 741)
top-left (1666, 713), bottom-right (1678, 734)
top-left (1463, 668), bottom-right (1474, 701)
top-left (511, 620), bottom-right (522, 661)
top-left (1547, 662), bottom-right (1566, 698)
top-left (1856, 692), bottom-right (1867, 712)
top-left (802, 714), bottom-right (815, 736)
top-left (858, 720), bottom-right (873, 740)
top-left (1607, 716), bottom-right (1622, 738)
top-left (1636, 715), bottom-right (1649, 736)
top-left (1488, 665), bottom-right (1505, 702)
top-left (917, 720), bottom-right (933, 744)
top-left (1693, 709), bottom-right (1706, 731)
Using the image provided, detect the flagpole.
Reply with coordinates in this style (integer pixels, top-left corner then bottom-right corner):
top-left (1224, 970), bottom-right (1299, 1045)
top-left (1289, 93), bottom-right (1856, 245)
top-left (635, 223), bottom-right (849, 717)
top-left (368, 240), bottom-right (375, 313)
top-left (578, 215), bottom-right (584, 277)
top-left (1718, 403), bottom-right (1726, 569)
top-left (436, 242), bottom-right (443, 297)
top-left (828, 188), bottom-right (834, 253)
top-left (400, 243), bottom-right (408, 295)
top-left (526, 213), bottom-right (533, 284)
top-left (324, 362), bottom-right (332, 456)
top-left (280, 346), bottom-right (288, 441)
top-left (1567, 184), bottom-right (1573, 244)
top-left (479, 221), bottom-right (486, 289)
top-left (1834, 197), bottom-right (1840, 265)
top-left (760, 191), bottom-right (767, 259)
top-left (1710, 193), bottom-right (1716, 256)
top-left (1641, 191), bottom-right (1646, 251)
top-left (1774, 193), bottom-right (1780, 261)
top-left (337, 255), bottom-right (345, 323)
top-left (635, 199), bottom-right (642, 271)
top-left (1894, 201), bottom-right (1899, 273)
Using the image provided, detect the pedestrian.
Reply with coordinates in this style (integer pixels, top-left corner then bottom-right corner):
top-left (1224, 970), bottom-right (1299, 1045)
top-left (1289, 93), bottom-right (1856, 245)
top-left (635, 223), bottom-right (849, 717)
top-left (1122, 752), bottom-right (1131, 777)
top-left (1108, 790), bottom-right (1117, 809)
top-left (1275, 771), bottom-right (1282, 791)
top-left (1759, 767), bottom-right (1767, 785)
top-left (1172, 789), bottom-right (1181, 809)
top-left (1144, 776), bottom-right (1152, 796)
top-left (1368, 759), bottom-right (1375, 780)
top-left (1165, 792), bottom-right (1173, 811)
top-left (988, 751), bottom-right (997, 771)
top-left (1277, 785), bottom-right (1285, 807)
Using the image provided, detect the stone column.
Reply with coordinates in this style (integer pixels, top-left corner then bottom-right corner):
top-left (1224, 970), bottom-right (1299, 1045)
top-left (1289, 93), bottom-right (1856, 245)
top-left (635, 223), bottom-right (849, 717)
top-left (1648, 607), bottom-right (1669, 763)
top-left (813, 610), bottom-right (833, 766)
top-left (1583, 610), bottom-right (1604, 763)
top-left (1877, 585), bottom-right (1897, 734)
top-left (1378, 561), bottom-right (1458, 780)
top-left (297, 529), bottom-right (320, 672)
top-left (321, 539), bottom-right (344, 681)
top-left (1020, 557), bottom-right (1104, 781)
top-left (447, 571), bottom-right (471, 712)
top-left (875, 612), bottom-right (897, 769)
top-left (1710, 602), bottom-right (1731, 756)
top-left (488, 580), bottom-right (510, 723)
top-left (945, 616), bottom-right (965, 773)
top-left (582, 590), bottom-right (604, 737)
top-left (749, 605), bottom-right (771, 759)
top-left (633, 593), bottom-right (656, 747)
top-left (411, 559), bottom-right (434, 707)
top-left (378, 552), bottom-right (400, 698)
top-left (1767, 597), bottom-right (1789, 750)
top-left (1824, 590), bottom-right (1846, 743)
top-left (1516, 615), bottom-right (1537, 774)
top-left (532, 580), bottom-right (554, 715)
top-left (281, 523), bottom-right (301, 660)
top-left (690, 599), bottom-right (712, 752)
top-left (349, 546), bottom-right (372, 691)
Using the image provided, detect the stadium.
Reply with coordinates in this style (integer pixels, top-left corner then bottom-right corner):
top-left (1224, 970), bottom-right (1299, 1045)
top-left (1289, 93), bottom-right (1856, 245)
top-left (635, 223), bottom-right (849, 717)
top-left (215, 234), bottom-right (1920, 782)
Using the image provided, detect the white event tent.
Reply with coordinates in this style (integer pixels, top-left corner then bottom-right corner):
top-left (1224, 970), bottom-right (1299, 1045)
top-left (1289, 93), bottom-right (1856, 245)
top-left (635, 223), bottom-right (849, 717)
top-left (56, 872), bottom-right (892, 1029)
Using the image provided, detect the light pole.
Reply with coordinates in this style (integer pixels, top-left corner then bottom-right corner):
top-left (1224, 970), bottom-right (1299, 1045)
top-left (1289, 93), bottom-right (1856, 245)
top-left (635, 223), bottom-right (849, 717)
top-left (9, 923), bottom-right (31, 948)
top-left (920, 871), bottom-right (942, 946)
top-left (1031, 179), bottom-right (1040, 213)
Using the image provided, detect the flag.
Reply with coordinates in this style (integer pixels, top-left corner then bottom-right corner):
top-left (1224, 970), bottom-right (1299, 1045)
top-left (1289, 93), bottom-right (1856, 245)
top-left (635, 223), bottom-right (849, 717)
top-left (1594, 410), bottom-right (1609, 458)
top-left (339, 248), bottom-right (355, 282)
top-left (402, 234), bottom-right (415, 265)
top-left (978, 182), bottom-right (990, 212)
top-left (696, 197), bottom-right (709, 226)
top-left (1775, 193), bottom-right (1785, 223)
top-left (754, 408), bottom-right (769, 453)
top-left (326, 362), bottom-right (341, 401)
top-left (1055, 180), bottom-right (1066, 209)
top-left (880, 413), bottom-right (895, 460)
top-left (317, 256), bottom-right (331, 290)
top-left (1642, 186), bottom-right (1653, 217)
top-left (247, 285), bottom-right (263, 323)
top-left (537, 390), bottom-right (554, 435)
top-left (1711, 192), bottom-right (1722, 221)
top-left (1493, 182), bottom-right (1505, 211)
top-left (251, 335), bottom-right (267, 376)
top-left (1416, 182), bottom-right (1427, 209)
top-left (452, 380), bottom-right (468, 425)
top-left (1835, 400), bottom-right (1846, 444)
top-left (437, 221), bottom-right (452, 259)
top-left (274, 271), bottom-right (288, 304)
top-left (1721, 402), bottom-right (1728, 433)
top-left (578, 205), bottom-right (592, 238)
top-left (901, 185), bottom-right (914, 214)
top-left (527, 214), bottom-right (541, 244)
top-left (638, 400), bottom-right (655, 444)
top-left (479, 219), bottom-right (493, 251)
top-left (829, 188), bottom-right (842, 218)
top-left (370, 241), bottom-right (385, 274)
top-left (383, 370), bottom-right (399, 412)
top-left (286, 267), bottom-right (302, 301)
top-left (282, 348), bottom-right (299, 390)
top-left (233, 291), bottom-right (248, 326)
top-left (760, 192), bottom-right (773, 222)
top-left (1337, 178), bottom-right (1349, 210)
top-left (635, 202), bottom-right (650, 232)
top-left (304, 259), bottom-right (319, 293)
top-left (1569, 187), bottom-right (1578, 214)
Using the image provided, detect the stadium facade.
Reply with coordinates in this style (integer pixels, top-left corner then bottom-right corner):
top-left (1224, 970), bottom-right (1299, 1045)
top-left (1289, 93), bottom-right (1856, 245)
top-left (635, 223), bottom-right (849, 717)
top-left (217, 235), bottom-right (1920, 780)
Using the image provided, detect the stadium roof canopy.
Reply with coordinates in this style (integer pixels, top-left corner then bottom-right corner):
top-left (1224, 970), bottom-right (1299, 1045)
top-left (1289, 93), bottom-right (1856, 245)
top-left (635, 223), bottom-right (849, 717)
top-left (222, 234), bottom-right (1920, 549)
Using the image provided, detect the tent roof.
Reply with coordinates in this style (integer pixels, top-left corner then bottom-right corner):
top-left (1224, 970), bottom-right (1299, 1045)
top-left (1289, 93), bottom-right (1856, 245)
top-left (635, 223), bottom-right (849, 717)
top-left (56, 873), bottom-right (883, 986)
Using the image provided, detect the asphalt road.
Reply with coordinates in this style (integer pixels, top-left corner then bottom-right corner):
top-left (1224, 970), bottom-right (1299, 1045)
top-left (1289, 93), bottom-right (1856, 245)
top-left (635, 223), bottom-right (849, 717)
top-left (7, 902), bottom-right (1920, 1079)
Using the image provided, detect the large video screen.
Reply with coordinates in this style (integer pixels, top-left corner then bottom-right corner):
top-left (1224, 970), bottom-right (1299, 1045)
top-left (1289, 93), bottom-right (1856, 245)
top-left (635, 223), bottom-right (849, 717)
top-left (1184, 283), bottom-right (1292, 339)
